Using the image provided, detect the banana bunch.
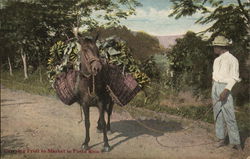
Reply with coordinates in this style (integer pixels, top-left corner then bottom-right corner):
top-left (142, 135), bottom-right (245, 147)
top-left (98, 36), bottom-right (150, 87)
top-left (47, 40), bottom-right (79, 85)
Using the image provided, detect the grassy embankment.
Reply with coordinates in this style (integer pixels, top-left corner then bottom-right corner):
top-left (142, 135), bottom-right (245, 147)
top-left (1, 69), bottom-right (249, 142)
top-left (1, 70), bottom-right (55, 96)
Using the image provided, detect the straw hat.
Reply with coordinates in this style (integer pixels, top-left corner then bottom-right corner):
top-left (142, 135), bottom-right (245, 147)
top-left (212, 36), bottom-right (231, 46)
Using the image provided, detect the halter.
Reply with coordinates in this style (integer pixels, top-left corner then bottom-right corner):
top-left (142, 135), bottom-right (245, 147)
top-left (78, 42), bottom-right (102, 97)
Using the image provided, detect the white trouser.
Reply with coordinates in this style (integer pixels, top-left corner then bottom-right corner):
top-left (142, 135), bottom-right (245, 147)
top-left (212, 81), bottom-right (240, 145)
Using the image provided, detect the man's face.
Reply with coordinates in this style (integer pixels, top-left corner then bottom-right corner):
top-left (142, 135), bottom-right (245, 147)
top-left (213, 46), bottom-right (223, 55)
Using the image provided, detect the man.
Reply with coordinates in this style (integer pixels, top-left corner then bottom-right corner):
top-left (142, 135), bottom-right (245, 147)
top-left (211, 35), bottom-right (242, 151)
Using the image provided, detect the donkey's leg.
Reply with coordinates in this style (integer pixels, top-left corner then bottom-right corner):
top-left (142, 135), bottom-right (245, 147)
top-left (107, 102), bottom-right (114, 134)
top-left (98, 103), bottom-right (110, 152)
top-left (96, 108), bottom-right (102, 133)
top-left (81, 105), bottom-right (90, 150)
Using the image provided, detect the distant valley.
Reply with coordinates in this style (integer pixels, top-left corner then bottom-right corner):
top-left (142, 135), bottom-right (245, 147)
top-left (156, 35), bottom-right (183, 48)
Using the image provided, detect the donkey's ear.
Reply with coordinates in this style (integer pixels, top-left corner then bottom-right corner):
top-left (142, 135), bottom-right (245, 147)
top-left (94, 33), bottom-right (99, 42)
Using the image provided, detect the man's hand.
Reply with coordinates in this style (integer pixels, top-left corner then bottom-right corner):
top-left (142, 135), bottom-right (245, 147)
top-left (219, 89), bottom-right (230, 101)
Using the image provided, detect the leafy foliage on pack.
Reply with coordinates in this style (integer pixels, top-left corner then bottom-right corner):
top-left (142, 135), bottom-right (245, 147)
top-left (98, 36), bottom-right (150, 87)
top-left (47, 40), bottom-right (79, 85)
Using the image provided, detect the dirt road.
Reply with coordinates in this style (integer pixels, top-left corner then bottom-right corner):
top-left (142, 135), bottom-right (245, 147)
top-left (1, 87), bottom-right (249, 159)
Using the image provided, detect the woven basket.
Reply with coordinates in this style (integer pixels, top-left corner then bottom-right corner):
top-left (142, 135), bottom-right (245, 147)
top-left (106, 65), bottom-right (141, 106)
top-left (54, 70), bottom-right (79, 105)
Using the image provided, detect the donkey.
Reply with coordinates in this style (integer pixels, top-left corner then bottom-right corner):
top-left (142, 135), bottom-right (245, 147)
top-left (76, 36), bottom-right (114, 152)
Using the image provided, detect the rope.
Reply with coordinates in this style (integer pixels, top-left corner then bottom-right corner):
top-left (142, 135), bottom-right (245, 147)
top-left (120, 101), bottom-right (218, 134)
top-left (87, 75), bottom-right (96, 97)
top-left (119, 101), bottom-right (220, 148)
top-left (155, 137), bottom-right (215, 148)
top-left (92, 75), bottom-right (95, 95)
top-left (106, 85), bottom-right (123, 106)
top-left (120, 107), bottom-right (199, 134)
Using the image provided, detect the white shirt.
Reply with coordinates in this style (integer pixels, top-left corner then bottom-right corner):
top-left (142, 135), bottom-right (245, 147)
top-left (212, 51), bottom-right (241, 90)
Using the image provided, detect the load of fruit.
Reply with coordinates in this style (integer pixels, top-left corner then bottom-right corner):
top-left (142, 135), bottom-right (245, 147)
top-left (47, 40), bottom-right (80, 85)
top-left (47, 36), bottom-right (150, 87)
top-left (97, 36), bottom-right (150, 87)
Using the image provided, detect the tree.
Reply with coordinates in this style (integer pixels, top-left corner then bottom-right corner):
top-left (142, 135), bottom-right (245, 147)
top-left (1, 1), bottom-right (52, 79)
top-left (169, 0), bottom-right (249, 104)
top-left (167, 31), bottom-right (213, 97)
top-left (0, 0), bottom-right (140, 79)
top-left (169, 0), bottom-right (249, 47)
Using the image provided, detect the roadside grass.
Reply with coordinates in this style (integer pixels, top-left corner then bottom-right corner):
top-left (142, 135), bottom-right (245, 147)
top-left (130, 91), bottom-right (214, 123)
top-left (1, 70), bottom-right (55, 96)
top-left (1, 69), bottom-right (249, 140)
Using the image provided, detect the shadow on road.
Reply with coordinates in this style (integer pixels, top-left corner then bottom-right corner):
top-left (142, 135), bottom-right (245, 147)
top-left (1, 102), bottom-right (33, 107)
top-left (1, 99), bottom-right (15, 103)
top-left (1, 135), bottom-right (25, 156)
top-left (90, 119), bottom-right (183, 150)
top-left (1, 98), bottom-right (33, 107)
top-left (240, 130), bottom-right (250, 150)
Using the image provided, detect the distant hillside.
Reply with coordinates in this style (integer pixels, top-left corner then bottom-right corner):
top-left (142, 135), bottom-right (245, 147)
top-left (86, 27), bottom-right (164, 61)
top-left (156, 35), bottom-right (183, 48)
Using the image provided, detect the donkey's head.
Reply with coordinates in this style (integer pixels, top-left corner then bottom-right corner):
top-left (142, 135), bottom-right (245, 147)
top-left (78, 36), bottom-right (102, 76)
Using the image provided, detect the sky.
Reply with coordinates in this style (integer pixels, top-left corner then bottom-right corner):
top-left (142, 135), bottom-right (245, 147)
top-left (119, 0), bottom-right (236, 36)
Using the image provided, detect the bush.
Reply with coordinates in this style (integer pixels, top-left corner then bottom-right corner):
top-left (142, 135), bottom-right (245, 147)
top-left (167, 32), bottom-right (213, 98)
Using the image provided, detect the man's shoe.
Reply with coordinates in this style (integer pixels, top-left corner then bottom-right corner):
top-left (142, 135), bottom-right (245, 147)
top-left (232, 144), bottom-right (243, 151)
top-left (216, 139), bottom-right (226, 148)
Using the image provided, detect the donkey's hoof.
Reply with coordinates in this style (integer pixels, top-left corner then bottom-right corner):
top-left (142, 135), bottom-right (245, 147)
top-left (81, 144), bottom-right (90, 150)
top-left (107, 130), bottom-right (113, 135)
top-left (96, 128), bottom-right (102, 133)
top-left (102, 146), bottom-right (111, 152)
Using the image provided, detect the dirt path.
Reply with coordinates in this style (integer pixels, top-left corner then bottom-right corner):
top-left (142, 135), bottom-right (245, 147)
top-left (1, 87), bottom-right (249, 159)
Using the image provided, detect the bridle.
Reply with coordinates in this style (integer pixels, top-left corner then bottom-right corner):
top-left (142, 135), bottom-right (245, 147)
top-left (80, 45), bottom-right (101, 76)
top-left (78, 42), bottom-right (102, 97)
